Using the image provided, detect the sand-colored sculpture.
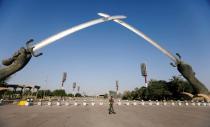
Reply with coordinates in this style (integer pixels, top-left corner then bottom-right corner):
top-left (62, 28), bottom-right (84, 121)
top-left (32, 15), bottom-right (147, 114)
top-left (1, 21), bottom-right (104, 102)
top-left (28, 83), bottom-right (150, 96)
top-left (181, 92), bottom-right (194, 98)
top-left (195, 94), bottom-right (210, 102)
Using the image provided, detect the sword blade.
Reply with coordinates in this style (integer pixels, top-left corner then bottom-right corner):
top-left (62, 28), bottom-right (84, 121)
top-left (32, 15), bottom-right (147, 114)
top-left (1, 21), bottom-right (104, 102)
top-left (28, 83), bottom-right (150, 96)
top-left (33, 15), bottom-right (126, 52)
top-left (98, 13), bottom-right (178, 62)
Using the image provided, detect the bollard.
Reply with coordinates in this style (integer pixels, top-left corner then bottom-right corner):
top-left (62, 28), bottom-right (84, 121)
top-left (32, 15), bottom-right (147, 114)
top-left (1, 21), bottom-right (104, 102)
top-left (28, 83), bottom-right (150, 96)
top-left (25, 99), bottom-right (30, 106)
top-left (56, 101), bottom-right (61, 106)
top-left (197, 102), bottom-right (201, 106)
top-left (191, 101), bottom-right (195, 106)
top-left (171, 101), bottom-right (175, 106)
top-left (133, 102), bottom-right (137, 106)
top-left (99, 102), bottom-right (103, 106)
top-left (48, 101), bottom-right (52, 106)
top-left (118, 102), bottom-right (122, 106)
top-left (74, 102), bottom-right (78, 106)
top-left (178, 101), bottom-right (182, 106)
top-left (0, 99), bottom-right (3, 105)
top-left (126, 102), bottom-right (130, 106)
top-left (118, 100), bottom-right (121, 106)
top-left (163, 100), bottom-right (167, 106)
top-left (202, 102), bottom-right (207, 106)
top-left (65, 102), bottom-right (70, 106)
top-left (141, 100), bottom-right (145, 106)
top-left (25, 99), bottom-right (33, 106)
top-left (25, 102), bottom-right (30, 106)
top-left (148, 100), bottom-right (152, 106)
top-left (91, 102), bottom-right (95, 106)
top-left (156, 100), bottom-right (159, 106)
top-left (185, 102), bottom-right (189, 106)
top-left (83, 102), bottom-right (87, 106)
top-left (38, 101), bottom-right (42, 106)
top-left (162, 100), bottom-right (166, 106)
top-left (30, 99), bottom-right (34, 106)
top-left (163, 101), bottom-right (167, 106)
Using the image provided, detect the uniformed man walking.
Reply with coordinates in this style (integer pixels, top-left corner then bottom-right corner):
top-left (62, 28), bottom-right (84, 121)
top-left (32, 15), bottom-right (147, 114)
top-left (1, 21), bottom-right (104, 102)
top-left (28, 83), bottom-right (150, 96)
top-left (109, 96), bottom-right (116, 114)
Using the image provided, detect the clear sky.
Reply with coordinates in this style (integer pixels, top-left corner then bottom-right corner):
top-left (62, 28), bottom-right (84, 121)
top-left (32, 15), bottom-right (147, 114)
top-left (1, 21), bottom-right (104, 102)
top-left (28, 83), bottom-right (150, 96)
top-left (0, 0), bottom-right (210, 95)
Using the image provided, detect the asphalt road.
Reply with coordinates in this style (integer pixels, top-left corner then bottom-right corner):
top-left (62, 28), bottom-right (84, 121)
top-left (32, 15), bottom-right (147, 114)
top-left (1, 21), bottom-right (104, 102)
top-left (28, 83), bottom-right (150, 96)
top-left (0, 104), bottom-right (210, 127)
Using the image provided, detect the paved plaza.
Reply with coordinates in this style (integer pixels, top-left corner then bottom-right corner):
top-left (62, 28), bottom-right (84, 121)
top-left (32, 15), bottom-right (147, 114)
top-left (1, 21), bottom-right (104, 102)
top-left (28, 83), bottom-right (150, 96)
top-left (0, 100), bottom-right (210, 127)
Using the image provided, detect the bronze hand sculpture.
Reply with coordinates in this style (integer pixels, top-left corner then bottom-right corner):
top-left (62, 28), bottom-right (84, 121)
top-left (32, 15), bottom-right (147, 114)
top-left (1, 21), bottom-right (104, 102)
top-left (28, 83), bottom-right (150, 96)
top-left (177, 62), bottom-right (208, 94)
top-left (0, 39), bottom-right (42, 82)
top-left (171, 53), bottom-right (209, 95)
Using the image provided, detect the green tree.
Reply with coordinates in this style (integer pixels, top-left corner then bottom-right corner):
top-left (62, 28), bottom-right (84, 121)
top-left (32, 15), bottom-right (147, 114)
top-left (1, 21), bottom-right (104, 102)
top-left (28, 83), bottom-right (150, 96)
top-left (137, 86), bottom-right (148, 100)
top-left (53, 89), bottom-right (66, 97)
top-left (67, 93), bottom-right (74, 97)
top-left (44, 90), bottom-right (53, 96)
top-left (122, 90), bottom-right (132, 100)
top-left (130, 87), bottom-right (139, 100)
top-left (75, 93), bottom-right (82, 97)
top-left (36, 90), bottom-right (52, 98)
top-left (121, 75), bottom-right (195, 101)
top-left (169, 76), bottom-right (194, 95)
top-left (147, 80), bottom-right (172, 100)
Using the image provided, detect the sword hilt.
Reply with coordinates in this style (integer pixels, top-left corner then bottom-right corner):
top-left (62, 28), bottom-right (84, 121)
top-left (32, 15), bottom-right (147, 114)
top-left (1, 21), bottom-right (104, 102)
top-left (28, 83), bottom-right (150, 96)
top-left (26, 39), bottom-right (43, 57)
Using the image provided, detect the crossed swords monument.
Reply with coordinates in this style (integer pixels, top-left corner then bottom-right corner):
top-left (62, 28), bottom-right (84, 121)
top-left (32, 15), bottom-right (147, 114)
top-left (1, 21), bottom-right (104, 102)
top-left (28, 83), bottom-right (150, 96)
top-left (0, 13), bottom-right (209, 101)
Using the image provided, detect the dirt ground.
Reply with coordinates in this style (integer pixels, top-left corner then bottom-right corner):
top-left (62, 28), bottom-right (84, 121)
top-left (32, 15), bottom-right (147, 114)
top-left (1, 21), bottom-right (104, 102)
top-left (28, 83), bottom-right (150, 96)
top-left (0, 104), bottom-right (210, 127)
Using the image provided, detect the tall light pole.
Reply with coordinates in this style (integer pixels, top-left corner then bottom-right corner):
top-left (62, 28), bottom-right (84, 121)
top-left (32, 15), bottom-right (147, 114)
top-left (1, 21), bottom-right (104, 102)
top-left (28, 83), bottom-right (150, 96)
top-left (77, 85), bottom-right (80, 93)
top-left (44, 76), bottom-right (48, 99)
top-left (141, 63), bottom-right (148, 87)
top-left (61, 72), bottom-right (67, 90)
top-left (73, 82), bottom-right (76, 96)
top-left (116, 80), bottom-right (119, 95)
